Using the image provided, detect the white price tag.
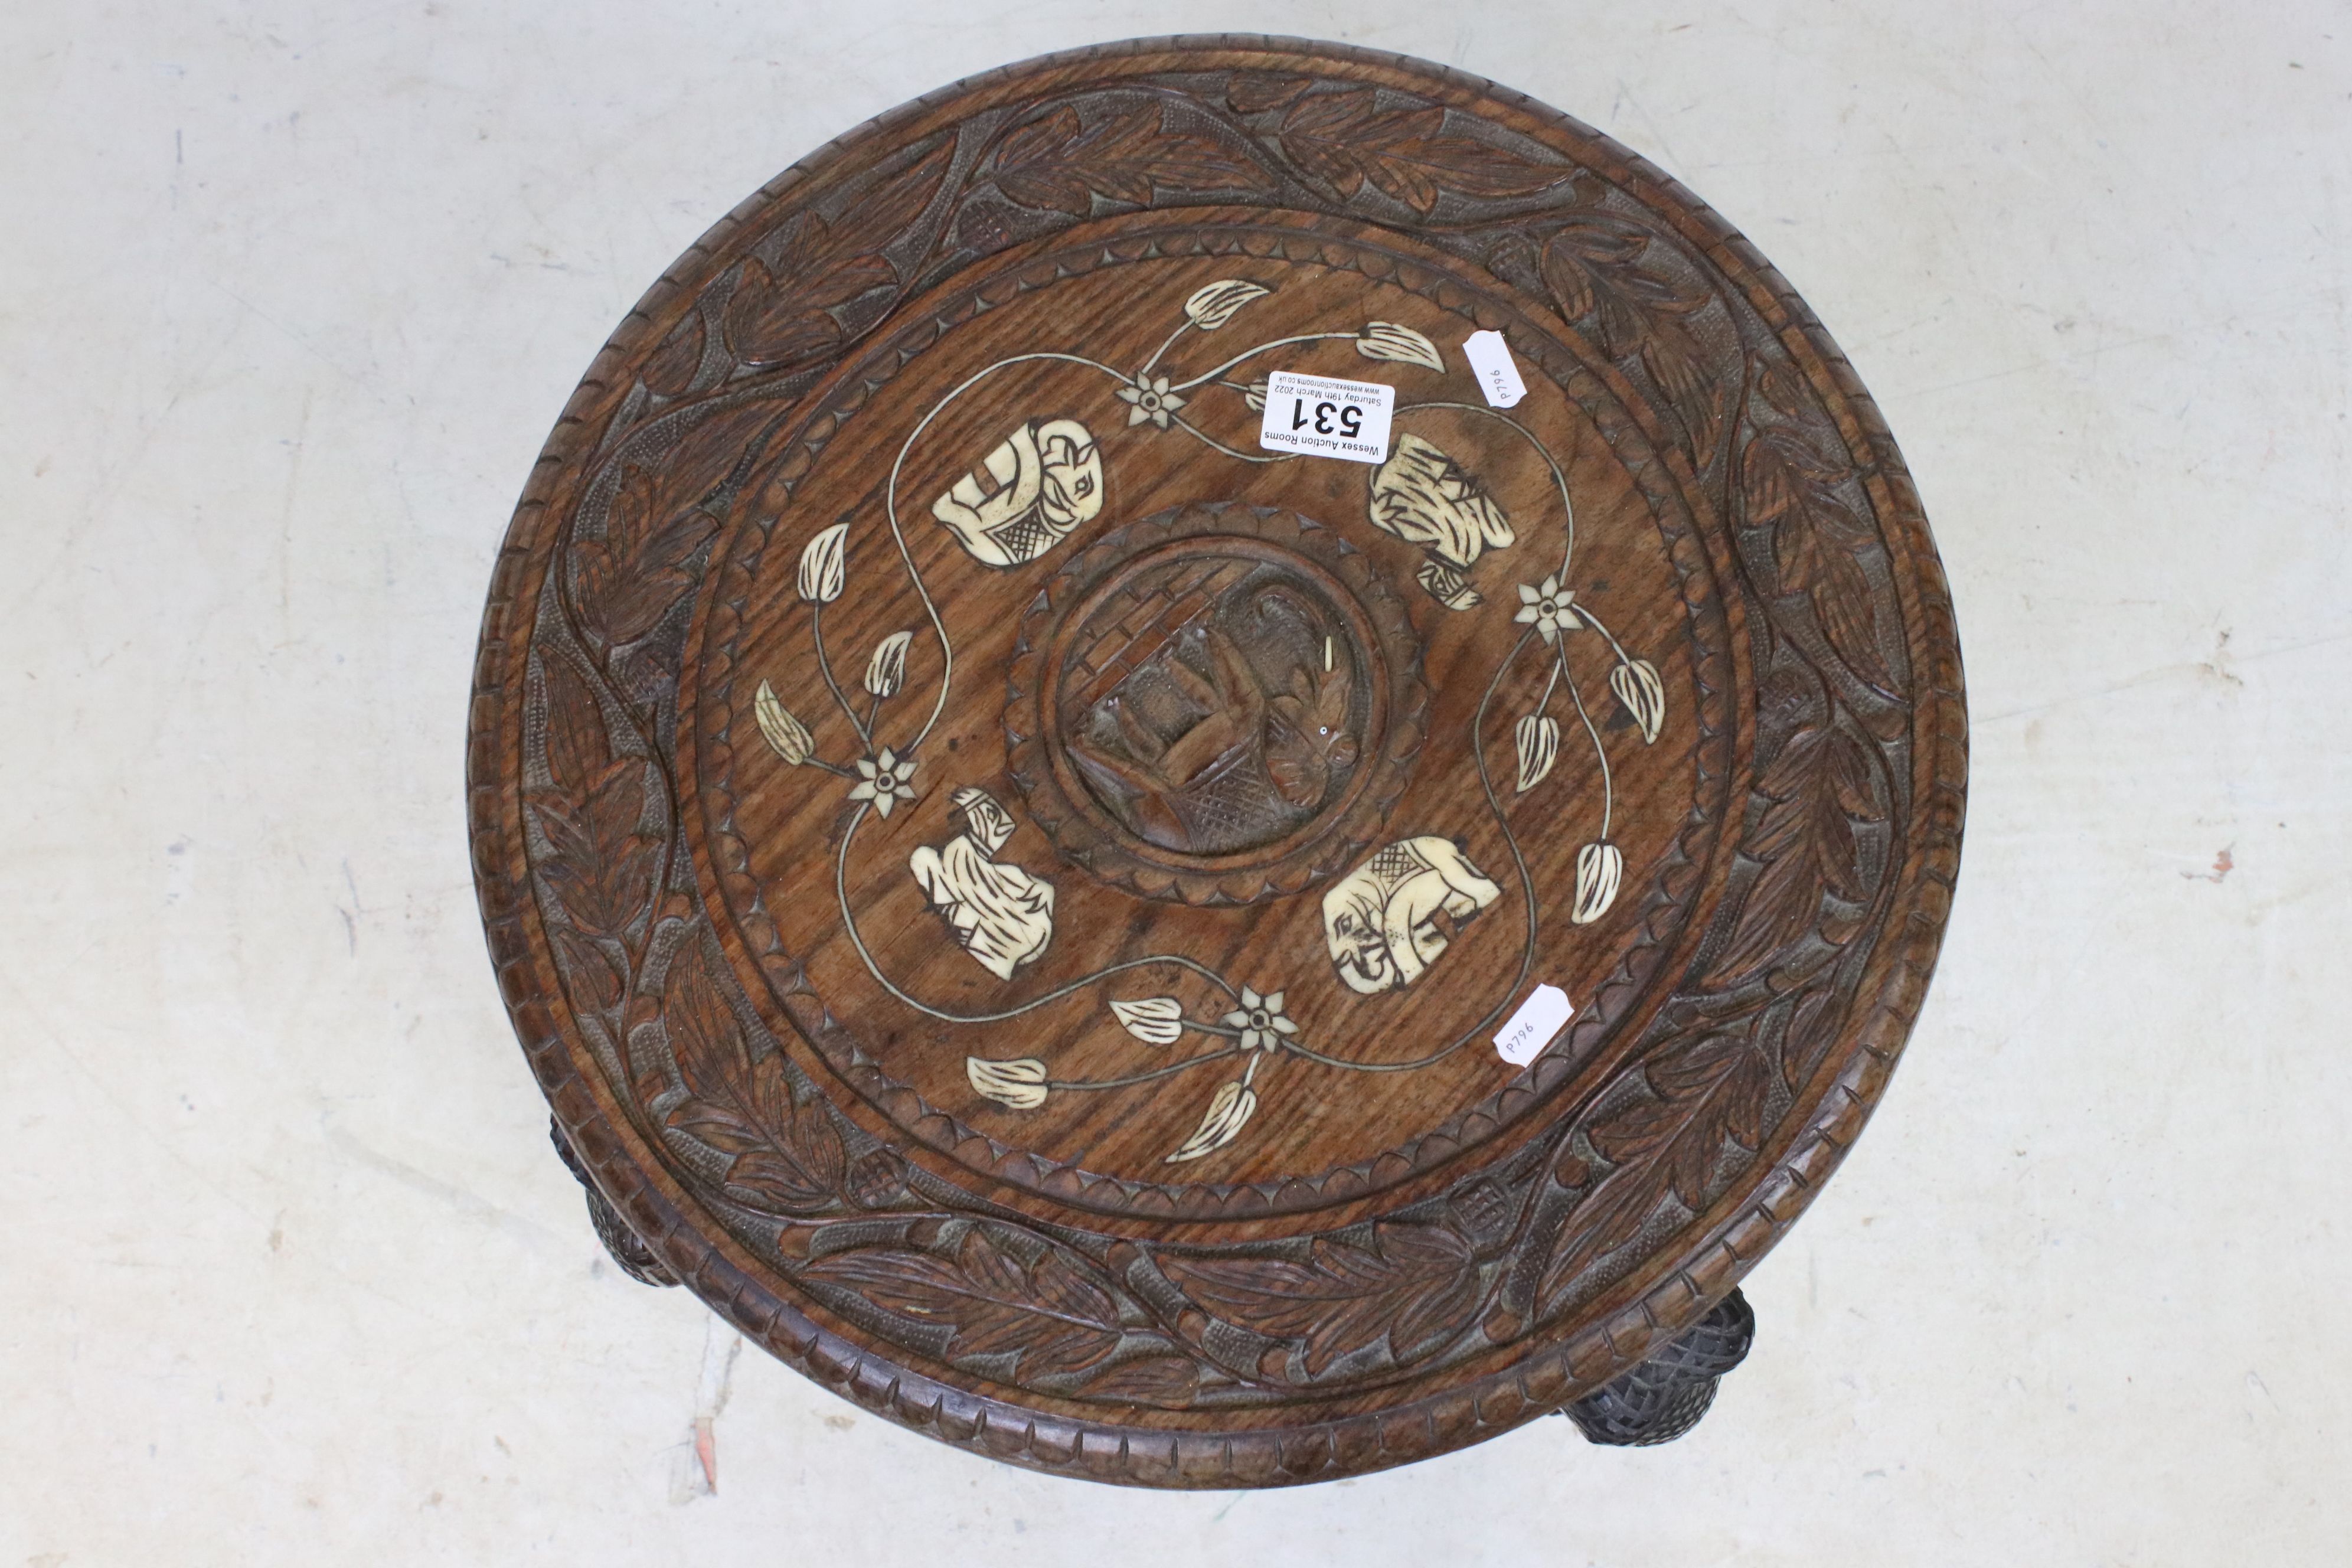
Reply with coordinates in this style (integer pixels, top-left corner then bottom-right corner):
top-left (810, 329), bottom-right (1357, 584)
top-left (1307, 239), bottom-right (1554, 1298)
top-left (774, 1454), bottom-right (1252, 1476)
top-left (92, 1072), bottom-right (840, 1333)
top-left (1462, 330), bottom-right (1527, 409)
top-left (1494, 984), bottom-right (1573, 1066)
top-left (1257, 371), bottom-right (1395, 464)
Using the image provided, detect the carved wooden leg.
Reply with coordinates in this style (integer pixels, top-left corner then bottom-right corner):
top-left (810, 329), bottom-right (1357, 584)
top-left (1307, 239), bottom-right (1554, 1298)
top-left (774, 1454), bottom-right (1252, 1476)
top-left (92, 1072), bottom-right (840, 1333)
top-left (550, 1118), bottom-right (678, 1288)
top-left (1562, 1288), bottom-right (1754, 1446)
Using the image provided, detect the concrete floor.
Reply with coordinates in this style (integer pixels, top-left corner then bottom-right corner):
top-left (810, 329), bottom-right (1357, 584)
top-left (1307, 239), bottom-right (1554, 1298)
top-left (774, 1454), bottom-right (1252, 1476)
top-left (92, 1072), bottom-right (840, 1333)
top-left (3, 3), bottom-right (2345, 1562)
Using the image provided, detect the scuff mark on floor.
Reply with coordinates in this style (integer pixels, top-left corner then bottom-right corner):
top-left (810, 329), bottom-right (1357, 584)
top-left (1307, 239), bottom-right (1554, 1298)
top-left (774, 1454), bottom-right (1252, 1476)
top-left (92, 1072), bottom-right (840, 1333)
top-left (338, 858), bottom-right (362, 955)
top-left (692, 1418), bottom-right (717, 1493)
top-left (2203, 627), bottom-right (2244, 688)
top-left (2183, 846), bottom-right (2235, 883)
top-left (673, 1317), bottom-right (743, 1502)
top-left (320, 1116), bottom-right (562, 1243)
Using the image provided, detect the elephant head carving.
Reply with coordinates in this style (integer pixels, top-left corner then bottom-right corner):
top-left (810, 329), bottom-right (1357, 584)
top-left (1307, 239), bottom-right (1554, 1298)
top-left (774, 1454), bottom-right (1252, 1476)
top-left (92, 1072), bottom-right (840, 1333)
top-left (930, 417), bottom-right (1103, 568)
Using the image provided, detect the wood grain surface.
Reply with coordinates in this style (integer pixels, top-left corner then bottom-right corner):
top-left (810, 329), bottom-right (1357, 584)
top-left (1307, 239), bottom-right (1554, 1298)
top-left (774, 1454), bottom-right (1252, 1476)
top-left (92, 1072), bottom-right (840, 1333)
top-left (468, 33), bottom-right (1966, 1486)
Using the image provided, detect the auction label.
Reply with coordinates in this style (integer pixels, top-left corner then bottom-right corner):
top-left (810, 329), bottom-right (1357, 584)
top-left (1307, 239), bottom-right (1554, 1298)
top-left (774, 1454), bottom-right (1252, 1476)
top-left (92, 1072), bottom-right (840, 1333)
top-left (1257, 371), bottom-right (1395, 464)
top-left (1494, 984), bottom-right (1574, 1066)
top-left (1462, 329), bottom-right (1528, 409)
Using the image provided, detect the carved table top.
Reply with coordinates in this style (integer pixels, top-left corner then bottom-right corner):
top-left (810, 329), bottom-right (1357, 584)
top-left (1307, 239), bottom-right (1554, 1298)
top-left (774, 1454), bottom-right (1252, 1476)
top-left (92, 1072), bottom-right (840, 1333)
top-left (468, 35), bottom-right (1966, 1486)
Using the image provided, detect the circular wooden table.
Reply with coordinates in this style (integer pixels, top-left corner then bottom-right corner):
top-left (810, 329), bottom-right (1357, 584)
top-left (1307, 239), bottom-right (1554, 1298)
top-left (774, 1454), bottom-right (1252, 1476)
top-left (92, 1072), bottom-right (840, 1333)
top-left (471, 35), bottom-right (1966, 1485)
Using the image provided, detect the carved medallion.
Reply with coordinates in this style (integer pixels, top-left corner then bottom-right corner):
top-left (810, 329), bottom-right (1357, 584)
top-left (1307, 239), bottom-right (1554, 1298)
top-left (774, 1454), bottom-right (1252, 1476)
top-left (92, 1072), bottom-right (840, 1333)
top-left (472, 38), bottom-right (1966, 1489)
top-left (1008, 503), bottom-right (1426, 902)
top-left (1060, 553), bottom-right (1358, 855)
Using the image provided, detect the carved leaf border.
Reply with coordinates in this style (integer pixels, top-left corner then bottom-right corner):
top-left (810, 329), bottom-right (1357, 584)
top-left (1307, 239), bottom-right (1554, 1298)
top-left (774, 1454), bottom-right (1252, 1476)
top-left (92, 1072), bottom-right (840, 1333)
top-left (609, 75), bottom-right (1583, 440)
top-left (1160, 1220), bottom-right (1491, 1378)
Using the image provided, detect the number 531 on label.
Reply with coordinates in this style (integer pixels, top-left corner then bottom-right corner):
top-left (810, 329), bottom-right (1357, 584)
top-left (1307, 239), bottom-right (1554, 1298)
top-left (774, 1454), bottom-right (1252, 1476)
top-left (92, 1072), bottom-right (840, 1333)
top-left (1256, 370), bottom-right (1396, 465)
